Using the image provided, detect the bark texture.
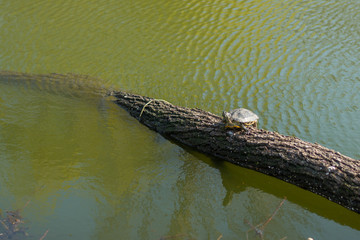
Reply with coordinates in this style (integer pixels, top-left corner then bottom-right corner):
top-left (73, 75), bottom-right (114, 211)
top-left (110, 90), bottom-right (360, 214)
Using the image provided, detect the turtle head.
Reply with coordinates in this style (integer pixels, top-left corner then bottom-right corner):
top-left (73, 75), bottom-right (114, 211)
top-left (222, 111), bottom-right (231, 123)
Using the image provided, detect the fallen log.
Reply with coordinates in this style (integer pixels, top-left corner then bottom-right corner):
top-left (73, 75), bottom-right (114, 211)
top-left (1, 71), bottom-right (359, 213)
top-left (110, 90), bottom-right (360, 214)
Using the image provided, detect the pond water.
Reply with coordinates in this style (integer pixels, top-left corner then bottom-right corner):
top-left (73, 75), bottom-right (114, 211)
top-left (0, 0), bottom-right (359, 239)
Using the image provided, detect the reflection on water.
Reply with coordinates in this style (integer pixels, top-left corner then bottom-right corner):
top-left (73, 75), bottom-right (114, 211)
top-left (1, 0), bottom-right (360, 239)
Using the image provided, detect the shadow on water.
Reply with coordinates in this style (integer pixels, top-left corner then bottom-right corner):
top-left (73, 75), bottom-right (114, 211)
top-left (178, 145), bottom-right (360, 231)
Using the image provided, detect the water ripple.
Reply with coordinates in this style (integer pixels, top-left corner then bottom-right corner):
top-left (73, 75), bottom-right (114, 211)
top-left (1, 0), bottom-right (359, 157)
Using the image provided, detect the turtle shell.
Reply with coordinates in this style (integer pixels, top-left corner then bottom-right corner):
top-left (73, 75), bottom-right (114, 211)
top-left (229, 108), bottom-right (259, 123)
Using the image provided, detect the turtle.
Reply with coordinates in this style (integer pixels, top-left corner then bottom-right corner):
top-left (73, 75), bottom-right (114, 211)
top-left (222, 108), bottom-right (259, 131)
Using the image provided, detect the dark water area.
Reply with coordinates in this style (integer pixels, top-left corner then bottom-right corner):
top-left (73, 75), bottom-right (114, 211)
top-left (0, 0), bottom-right (359, 239)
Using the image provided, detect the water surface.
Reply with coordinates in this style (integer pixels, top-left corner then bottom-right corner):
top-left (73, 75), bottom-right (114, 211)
top-left (0, 0), bottom-right (359, 239)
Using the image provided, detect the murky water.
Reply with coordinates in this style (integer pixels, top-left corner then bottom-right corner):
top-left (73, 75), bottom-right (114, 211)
top-left (0, 0), bottom-right (359, 239)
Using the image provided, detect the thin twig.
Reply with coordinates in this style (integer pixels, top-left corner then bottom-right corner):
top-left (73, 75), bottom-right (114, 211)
top-left (22, 199), bottom-right (31, 210)
top-left (261, 197), bottom-right (287, 228)
top-left (139, 99), bottom-right (172, 118)
top-left (244, 197), bottom-right (287, 239)
top-left (139, 100), bottom-right (155, 118)
top-left (245, 219), bottom-right (264, 240)
top-left (39, 229), bottom-right (49, 240)
top-left (0, 219), bottom-right (9, 232)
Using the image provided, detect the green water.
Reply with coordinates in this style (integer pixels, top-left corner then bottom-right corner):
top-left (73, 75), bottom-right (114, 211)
top-left (0, 0), bottom-right (359, 239)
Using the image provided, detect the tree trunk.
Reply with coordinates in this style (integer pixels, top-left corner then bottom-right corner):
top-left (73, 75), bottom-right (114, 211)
top-left (110, 90), bottom-right (360, 214)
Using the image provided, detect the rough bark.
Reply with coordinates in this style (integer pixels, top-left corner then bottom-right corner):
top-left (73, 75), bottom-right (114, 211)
top-left (110, 90), bottom-right (360, 214)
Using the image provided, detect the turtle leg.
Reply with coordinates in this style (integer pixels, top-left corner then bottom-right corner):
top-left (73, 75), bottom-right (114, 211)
top-left (240, 123), bottom-right (249, 132)
top-left (225, 123), bottom-right (242, 130)
top-left (224, 121), bottom-right (235, 129)
top-left (225, 123), bottom-right (245, 131)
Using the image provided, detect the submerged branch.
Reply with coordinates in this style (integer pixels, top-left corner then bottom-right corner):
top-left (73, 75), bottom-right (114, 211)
top-left (244, 197), bottom-right (287, 240)
top-left (39, 229), bottom-right (49, 240)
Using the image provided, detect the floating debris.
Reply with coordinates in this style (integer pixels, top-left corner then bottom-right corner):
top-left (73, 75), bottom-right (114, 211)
top-left (0, 209), bottom-right (28, 239)
top-left (0, 202), bottom-right (48, 240)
